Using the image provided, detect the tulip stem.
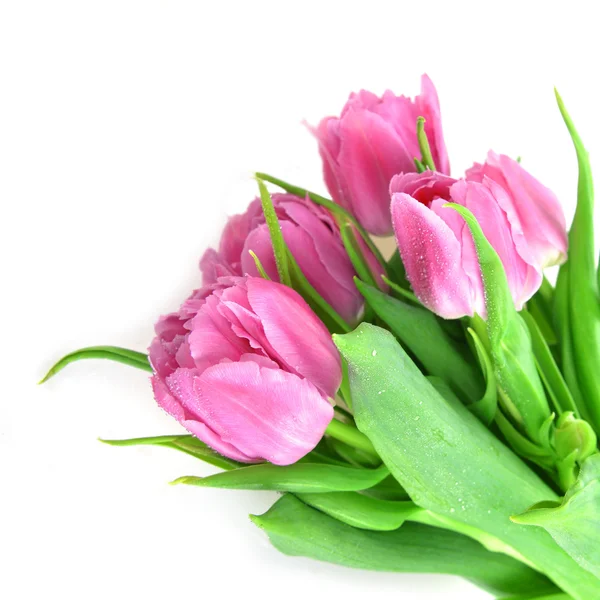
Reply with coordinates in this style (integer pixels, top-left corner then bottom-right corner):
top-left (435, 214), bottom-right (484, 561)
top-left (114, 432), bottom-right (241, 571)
top-left (325, 418), bottom-right (379, 459)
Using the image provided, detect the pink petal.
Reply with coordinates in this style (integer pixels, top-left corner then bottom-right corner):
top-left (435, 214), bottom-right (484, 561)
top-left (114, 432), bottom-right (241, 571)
top-left (450, 179), bottom-right (542, 310)
top-left (416, 74), bottom-right (450, 175)
top-left (246, 278), bottom-right (342, 398)
top-left (390, 171), bottom-right (456, 206)
top-left (171, 362), bottom-right (333, 466)
top-left (391, 193), bottom-right (474, 318)
top-left (338, 108), bottom-right (413, 235)
top-left (187, 293), bottom-right (251, 374)
top-left (467, 152), bottom-right (567, 267)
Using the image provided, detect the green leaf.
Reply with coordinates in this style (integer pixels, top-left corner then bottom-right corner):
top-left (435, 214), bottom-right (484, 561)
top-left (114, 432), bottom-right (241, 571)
top-left (285, 248), bottom-right (351, 333)
top-left (339, 222), bottom-right (379, 288)
top-left (334, 323), bottom-right (600, 599)
top-left (465, 327), bottom-right (498, 425)
top-left (555, 90), bottom-right (600, 435)
top-left (100, 434), bottom-right (241, 471)
top-left (526, 277), bottom-right (557, 346)
top-left (385, 249), bottom-right (411, 290)
top-left (381, 275), bottom-right (420, 305)
top-left (416, 116), bottom-right (437, 171)
top-left (171, 462), bottom-right (389, 493)
top-left (296, 491), bottom-right (420, 531)
top-left (499, 594), bottom-right (570, 600)
top-left (554, 264), bottom-right (589, 422)
top-left (39, 346), bottom-right (152, 383)
top-left (355, 278), bottom-right (484, 403)
top-left (413, 157), bottom-right (426, 173)
top-left (512, 454), bottom-right (600, 579)
top-left (521, 310), bottom-right (579, 417)
top-left (256, 177), bottom-right (291, 286)
top-left (251, 494), bottom-right (559, 598)
top-left (447, 203), bottom-right (552, 447)
top-left (255, 172), bottom-right (387, 269)
top-left (248, 250), bottom-right (271, 280)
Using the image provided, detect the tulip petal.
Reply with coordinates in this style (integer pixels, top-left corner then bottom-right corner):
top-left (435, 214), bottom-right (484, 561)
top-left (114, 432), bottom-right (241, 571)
top-left (391, 193), bottom-right (474, 319)
top-left (188, 294), bottom-right (251, 373)
top-left (168, 363), bottom-right (333, 466)
top-left (390, 171), bottom-right (456, 206)
top-left (450, 180), bottom-right (542, 310)
top-left (417, 74), bottom-right (450, 175)
top-left (467, 153), bottom-right (567, 268)
top-left (338, 109), bottom-right (413, 235)
top-left (246, 278), bottom-right (342, 398)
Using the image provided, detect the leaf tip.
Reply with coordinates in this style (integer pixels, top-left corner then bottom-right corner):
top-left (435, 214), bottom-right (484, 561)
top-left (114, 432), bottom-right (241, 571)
top-left (248, 513), bottom-right (265, 529)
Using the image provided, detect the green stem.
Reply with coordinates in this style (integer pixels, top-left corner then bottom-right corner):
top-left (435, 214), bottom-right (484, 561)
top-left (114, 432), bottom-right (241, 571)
top-left (326, 418), bottom-right (379, 458)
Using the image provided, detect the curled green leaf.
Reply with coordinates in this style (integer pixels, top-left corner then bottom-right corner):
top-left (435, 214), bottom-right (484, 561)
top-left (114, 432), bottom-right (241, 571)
top-left (512, 454), bottom-right (600, 580)
top-left (171, 462), bottom-right (389, 493)
top-left (555, 89), bottom-right (600, 435)
top-left (252, 494), bottom-right (559, 598)
top-left (40, 346), bottom-right (152, 383)
top-left (256, 177), bottom-right (291, 286)
top-left (100, 434), bottom-right (241, 471)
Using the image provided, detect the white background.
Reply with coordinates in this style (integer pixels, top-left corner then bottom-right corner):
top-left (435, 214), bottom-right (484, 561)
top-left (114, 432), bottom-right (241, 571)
top-left (1, 1), bottom-right (599, 599)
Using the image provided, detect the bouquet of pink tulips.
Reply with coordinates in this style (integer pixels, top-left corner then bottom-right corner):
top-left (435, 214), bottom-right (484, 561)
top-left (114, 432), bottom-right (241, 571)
top-left (43, 76), bottom-right (600, 599)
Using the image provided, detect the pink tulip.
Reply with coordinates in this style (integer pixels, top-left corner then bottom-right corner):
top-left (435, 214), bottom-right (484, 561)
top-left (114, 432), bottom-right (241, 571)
top-left (149, 276), bottom-right (339, 465)
top-left (390, 171), bottom-right (542, 319)
top-left (201, 193), bottom-right (385, 324)
top-left (312, 75), bottom-right (450, 236)
top-left (466, 152), bottom-right (568, 268)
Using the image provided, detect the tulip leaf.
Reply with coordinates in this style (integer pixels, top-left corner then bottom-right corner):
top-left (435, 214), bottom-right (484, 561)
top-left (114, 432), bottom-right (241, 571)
top-left (339, 223), bottom-right (379, 289)
top-left (296, 491), bottom-right (421, 531)
top-left (553, 264), bottom-right (589, 422)
top-left (248, 250), bottom-right (271, 280)
top-left (499, 594), bottom-right (570, 600)
top-left (171, 462), bottom-right (389, 493)
top-left (39, 346), bottom-right (152, 383)
top-left (251, 494), bottom-right (559, 598)
top-left (256, 178), bottom-right (291, 287)
top-left (527, 277), bottom-right (558, 346)
top-left (447, 203), bottom-right (552, 448)
top-left (521, 310), bottom-right (579, 417)
top-left (255, 172), bottom-right (387, 269)
top-left (416, 116), bottom-right (437, 171)
top-left (512, 454), bottom-right (600, 579)
top-left (334, 323), bottom-right (600, 599)
top-left (555, 90), bottom-right (600, 435)
top-left (465, 327), bottom-right (498, 425)
top-left (385, 249), bottom-right (411, 291)
top-left (355, 278), bottom-right (484, 403)
top-left (285, 249), bottom-right (352, 333)
top-left (100, 434), bottom-right (242, 471)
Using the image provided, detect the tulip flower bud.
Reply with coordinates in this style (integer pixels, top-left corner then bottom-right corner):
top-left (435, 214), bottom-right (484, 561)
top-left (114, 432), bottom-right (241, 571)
top-left (149, 276), bottom-right (339, 465)
top-left (466, 152), bottom-right (568, 268)
top-left (554, 412), bottom-right (597, 462)
top-left (201, 193), bottom-right (384, 325)
top-left (311, 75), bottom-right (450, 236)
top-left (390, 172), bottom-right (542, 319)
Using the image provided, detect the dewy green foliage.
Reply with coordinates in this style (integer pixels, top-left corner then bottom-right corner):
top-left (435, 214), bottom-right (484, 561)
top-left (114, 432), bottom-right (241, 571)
top-left (335, 324), bottom-right (600, 599)
top-left (355, 278), bottom-right (484, 403)
top-left (554, 90), bottom-right (600, 436)
top-left (512, 454), bottom-right (600, 580)
top-left (446, 203), bottom-right (552, 449)
top-left (252, 494), bottom-right (559, 598)
top-left (170, 462), bottom-right (389, 493)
